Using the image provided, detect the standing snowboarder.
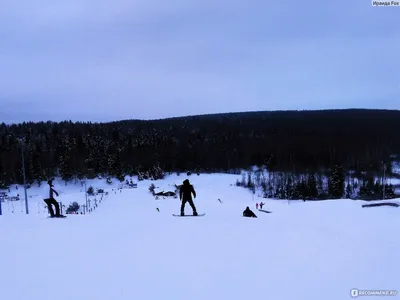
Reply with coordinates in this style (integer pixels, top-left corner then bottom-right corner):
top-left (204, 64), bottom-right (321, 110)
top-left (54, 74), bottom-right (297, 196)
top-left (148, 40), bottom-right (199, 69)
top-left (259, 202), bottom-right (265, 209)
top-left (179, 179), bottom-right (198, 216)
top-left (43, 180), bottom-right (63, 218)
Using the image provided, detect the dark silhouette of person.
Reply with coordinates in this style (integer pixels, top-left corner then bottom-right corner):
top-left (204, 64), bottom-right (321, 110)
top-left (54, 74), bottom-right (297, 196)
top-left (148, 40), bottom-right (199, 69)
top-left (179, 179), bottom-right (198, 216)
top-left (43, 180), bottom-right (62, 217)
top-left (243, 206), bottom-right (257, 218)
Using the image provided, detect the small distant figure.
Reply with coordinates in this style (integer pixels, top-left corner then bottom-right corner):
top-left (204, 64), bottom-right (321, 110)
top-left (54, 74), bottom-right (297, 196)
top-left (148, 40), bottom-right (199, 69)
top-left (43, 180), bottom-right (63, 218)
top-left (256, 203), bottom-right (259, 209)
top-left (179, 179), bottom-right (198, 216)
top-left (259, 202), bottom-right (265, 209)
top-left (243, 206), bottom-right (257, 218)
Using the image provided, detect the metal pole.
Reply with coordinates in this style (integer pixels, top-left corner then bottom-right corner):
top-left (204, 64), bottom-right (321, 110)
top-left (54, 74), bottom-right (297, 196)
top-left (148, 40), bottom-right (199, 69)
top-left (21, 140), bottom-right (29, 214)
top-left (85, 179), bottom-right (88, 209)
top-left (383, 163), bottom-right (386, 200)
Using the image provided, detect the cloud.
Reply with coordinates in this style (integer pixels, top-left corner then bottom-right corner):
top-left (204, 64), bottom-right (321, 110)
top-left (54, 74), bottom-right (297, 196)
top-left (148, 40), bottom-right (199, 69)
top-left (0, 0), bottom-right (399, 123)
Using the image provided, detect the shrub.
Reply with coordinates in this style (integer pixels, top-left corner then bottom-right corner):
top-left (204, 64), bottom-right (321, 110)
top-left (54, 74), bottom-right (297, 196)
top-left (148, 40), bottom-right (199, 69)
top-left (66, 202), bottom-right (80, 214)
top-left (87, 186), bottom-right (94, 195)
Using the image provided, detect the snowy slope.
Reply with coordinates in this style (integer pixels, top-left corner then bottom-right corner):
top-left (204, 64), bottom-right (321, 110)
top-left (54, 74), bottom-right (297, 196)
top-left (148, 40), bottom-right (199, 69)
top-left (1, 173), bottom-right (399, 300)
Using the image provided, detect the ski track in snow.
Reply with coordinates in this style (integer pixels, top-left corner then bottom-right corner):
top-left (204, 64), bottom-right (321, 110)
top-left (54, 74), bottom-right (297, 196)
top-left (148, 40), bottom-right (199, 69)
top-left (1, 173), bottom-right (399, 300)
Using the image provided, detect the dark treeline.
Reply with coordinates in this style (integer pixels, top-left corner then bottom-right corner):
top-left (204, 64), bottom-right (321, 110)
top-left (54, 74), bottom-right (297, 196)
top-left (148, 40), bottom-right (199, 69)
top-left (1, 109), bottom-right (400, 187)
top-left (236, 166), bottom-right (397, 201)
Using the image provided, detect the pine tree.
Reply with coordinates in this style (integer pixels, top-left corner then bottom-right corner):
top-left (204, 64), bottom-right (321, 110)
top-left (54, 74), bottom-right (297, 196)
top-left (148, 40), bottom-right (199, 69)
top-left (274, 174), bottom-right (285, 199)
top-left (368, 176), bottom-right (375, 193)
top-left (384, 184), bottom-right (395, 199)
top-left (260, 180), bottom-right (267, 194)
top-left (241, 173), bottom-right (246, 186)
top-left (307, 173), bottom-right (318, 200)
top-left (294, 179), bottom-right (306, 200)
top-left (373, 181), bottom-right (382, 197)
top-left (246, 171), bottom-right (254, 189)
top-left (328, 164), bottom-right (345, 199)
top-left (285, 174), bottom-right (295, 199)
top-left (359, 178), bottom-right (368, 197)
top-left (58, 136), bottom-right (74, 183)
top-left (316, 172), bottom-right (324, 196)
top-left (345, 183), bottom-right (352, 198)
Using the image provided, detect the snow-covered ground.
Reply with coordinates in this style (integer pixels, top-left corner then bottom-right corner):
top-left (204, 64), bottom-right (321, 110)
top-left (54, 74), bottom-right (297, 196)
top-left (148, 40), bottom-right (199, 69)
top-left (1, 173), bottom-right (399, 300)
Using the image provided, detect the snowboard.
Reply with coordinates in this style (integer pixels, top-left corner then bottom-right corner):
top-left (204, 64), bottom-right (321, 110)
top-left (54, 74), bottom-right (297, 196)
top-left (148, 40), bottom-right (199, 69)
top-left (258, 209), bottom-right (272, 213)
top-left (173, 213), bottom-right (205, 217)
top-left (47, 215), bottom-right (67, 218)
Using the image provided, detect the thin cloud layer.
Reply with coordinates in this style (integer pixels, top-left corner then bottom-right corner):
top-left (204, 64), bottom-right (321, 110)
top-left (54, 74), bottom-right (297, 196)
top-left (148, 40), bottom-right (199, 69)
top-left (1, 0), bottom-right (399, 123)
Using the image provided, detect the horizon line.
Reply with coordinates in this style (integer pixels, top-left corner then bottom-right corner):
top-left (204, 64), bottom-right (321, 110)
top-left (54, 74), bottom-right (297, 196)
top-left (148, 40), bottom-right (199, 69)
top-left (2, 107), bottom-right (400, 126)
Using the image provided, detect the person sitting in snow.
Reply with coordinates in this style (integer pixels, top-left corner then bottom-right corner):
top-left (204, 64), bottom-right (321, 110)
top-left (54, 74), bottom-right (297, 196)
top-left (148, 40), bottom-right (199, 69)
top-left (243, 206), bottom-right (257, 218)
top-left (43, 180), bottom-right (63, 218)
top-left (179, 179), bottom-right (198, 216)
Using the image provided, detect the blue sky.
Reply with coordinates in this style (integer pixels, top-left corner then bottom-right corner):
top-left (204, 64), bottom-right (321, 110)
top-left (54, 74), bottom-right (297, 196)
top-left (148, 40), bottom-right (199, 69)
top-left (0, 0), bottom-right (399, 123)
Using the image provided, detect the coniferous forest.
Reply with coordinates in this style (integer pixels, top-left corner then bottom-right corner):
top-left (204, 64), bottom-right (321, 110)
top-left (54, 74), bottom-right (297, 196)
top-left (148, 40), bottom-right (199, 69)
top-left (1, 109), bottom-right (400, 199)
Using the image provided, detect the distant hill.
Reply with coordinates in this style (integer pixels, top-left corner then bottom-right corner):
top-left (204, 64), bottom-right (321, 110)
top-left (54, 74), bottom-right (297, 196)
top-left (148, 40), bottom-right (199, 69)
top-left (1, 108), bottom-right (400, 185)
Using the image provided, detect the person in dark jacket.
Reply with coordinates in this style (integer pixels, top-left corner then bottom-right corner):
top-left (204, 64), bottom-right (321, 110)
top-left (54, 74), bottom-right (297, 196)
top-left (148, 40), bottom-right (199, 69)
top-left (179, 179), bottom-right (198, 216)
top-left (43, 180), bottom-right (62, 217)
top-left (243, 206), bottom-right (257, 218)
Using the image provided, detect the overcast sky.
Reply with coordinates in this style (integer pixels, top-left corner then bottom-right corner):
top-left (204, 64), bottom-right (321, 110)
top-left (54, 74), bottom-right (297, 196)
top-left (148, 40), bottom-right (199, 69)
top-left (0, 0), bottom-right (399, 123)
